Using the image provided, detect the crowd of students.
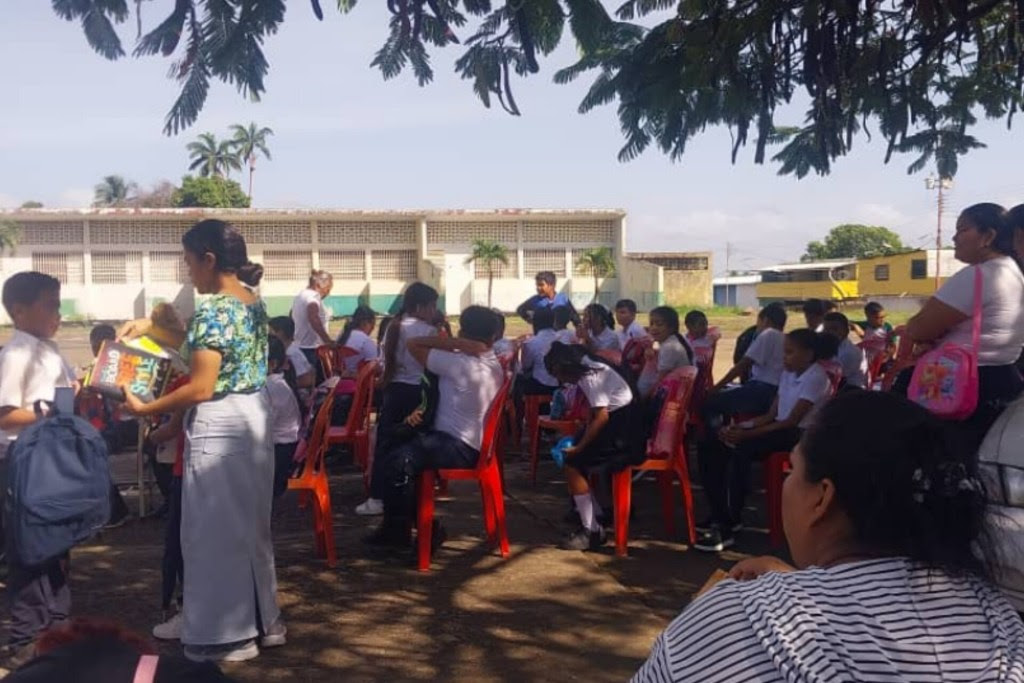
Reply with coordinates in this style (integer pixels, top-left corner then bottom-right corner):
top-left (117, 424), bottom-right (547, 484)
top-left (1, 203), bottom-right (1022, 679)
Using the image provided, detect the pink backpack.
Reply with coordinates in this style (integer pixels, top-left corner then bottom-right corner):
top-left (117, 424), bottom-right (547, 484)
top-left (907, 266), bottom-right (982, 420)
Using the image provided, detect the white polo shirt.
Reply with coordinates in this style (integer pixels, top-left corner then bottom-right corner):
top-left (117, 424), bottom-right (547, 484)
top-left (0, 330), bottom-right (75, 448)
top-left (745, 328), bottom-right (785, 386)
top-left (427, 349), bottom-right (504, 451)
top-left (522, 328), bottom-right (559, 388)
top-left (592, 328), bottom-right (621, 352)
top-left (837, 338), bottom-right (868, 389)
top-left (776, 363), bottom-right (831, 429)
top-left (265, 373), bottom-right (302, 444)
top-left (388, 317), bottom-right (438, 386)
top-left (342, 329), bottom-right (378, 374)
top-left (578, 357), bottom-right (633, 413)
top-left (617, 320), bottom-right (648, 348)
top-left (291, 288), bottom-right (329, 349)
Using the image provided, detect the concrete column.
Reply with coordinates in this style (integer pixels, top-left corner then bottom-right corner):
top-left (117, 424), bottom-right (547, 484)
top-left (310, 219), bottom-right (320, 270)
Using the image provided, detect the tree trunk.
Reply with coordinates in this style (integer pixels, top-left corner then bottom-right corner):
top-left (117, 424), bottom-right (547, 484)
top-left (593, 273), bottom-right (600, 303)
top-left (487, 267), bottom-right (494, 308)
top-left (248, 164), bottom-right (255, 201)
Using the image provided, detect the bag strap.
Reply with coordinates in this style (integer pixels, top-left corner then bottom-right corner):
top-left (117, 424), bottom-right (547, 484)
top-left (132, 655), bottom-right (159, 683)
top-left (970, 264), bottom-right (983, 351)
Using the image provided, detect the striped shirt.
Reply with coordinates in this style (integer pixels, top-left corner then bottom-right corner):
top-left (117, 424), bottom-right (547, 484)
top-left (634, 558), bottom-right (1024, 683)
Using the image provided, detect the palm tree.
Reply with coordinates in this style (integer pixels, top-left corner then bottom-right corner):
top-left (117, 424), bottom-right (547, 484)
top-left (464, 239), bottom-right (510, 307)
top-left (0, 219), bottom-right (21, 254)
top-left (229, 122), bottom-right (274, 201)
top-left (575, 247), bottom-right (617, 303)
top-left (93, 175), bottom-right (137, 207)
top-left (187, 132), bottom-right (242, 178)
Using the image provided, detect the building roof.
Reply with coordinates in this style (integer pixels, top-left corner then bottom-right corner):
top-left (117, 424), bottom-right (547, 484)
top-left (759, 259), bottom-right (856, 273)
top-left (713, 274), bottom-right (761, 286)
top-left (0, 207), bottom-right (627, 220)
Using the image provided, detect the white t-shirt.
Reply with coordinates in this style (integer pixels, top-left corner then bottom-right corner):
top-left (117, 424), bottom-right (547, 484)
top-left (286, 342), bottom-right (313, 378)
top-left (265, 373), bottom-right (302, 445)
top-left (617, 320), bottom-right (648, 349)
top-left (291, 288), bottom-right (329, 349)
top-left (388, 317), bottom-right (438, 386)
top-left (578, 357), bottom-right (633, 413)
top-left (427, 349), bottom-right (504, 451)
top-left (555, 329), bottom-right (577, 346)
top-left (522, 328), bottom-right (559, 388)
top-left (592, 327), bottom-right (621, 352)
top-left (745, 328), bottom-right (785, 386)
top-left (935, 256), bottom-right (1024, 366)
top-left (776, 362), bottom-right (831, 429)
top-left (638, 335), bottom-right (693, 396)
top-left (0, 330), bottom-right (75, 447)
top-left (342, 329), bottom-right (378, 374)
top-left (837, 338), bottom-right (868, 389)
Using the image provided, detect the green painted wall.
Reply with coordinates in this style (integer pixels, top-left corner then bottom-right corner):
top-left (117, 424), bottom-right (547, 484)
top-left (60, 299), bottom-right (78, 318)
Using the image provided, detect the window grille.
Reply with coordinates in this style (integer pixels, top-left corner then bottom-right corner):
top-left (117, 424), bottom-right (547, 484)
top-left (237, 222), bottom-right (312, 245)
top-left (523, 220), bottom-right (615, 244)
top-left (472, 251), bottom-right (518, 280)
top-left (31, 252), bottom-right (85, 285)
top-left (89, 221), bottom-right (190, 245)
top-left (427, 221), bottom-right (517, 246)
top-left (91, 251), bottom-right (143, 284)
top-left (20, 221), bottom-right (84, 246)
top-left (149, 251), bottom-right (188, 284)
top-left (370, 250), bottom-right (418, 280)
top-left (262, 251), bottom-right (313, 281)
top-left (874, 264), bottom-right (890, 281)
top-left (639, 255), bottom-right (707, 271)
top-left (911, 259), bottom-right (927, 280)
top-left (523, 249), bottom-right (567, 278)
top-left (318, 221), bottom-right (416, 246)
top-left (318, 250), bottom-right (366, 280)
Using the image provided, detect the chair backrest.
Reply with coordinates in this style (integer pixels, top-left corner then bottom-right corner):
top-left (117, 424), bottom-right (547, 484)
top-left (819, 359), bottom-right (844, 397)
top-left (297, 389), bottom-right (335, 473)
top-left (648, 366), bottom-right (698, 459)
top-left (477, 376), bottom-right (514, 470)
top-left (345, 360), bottom-right (377, 435)
top-left (860, 342), bottom-right (887, 389)
top-left (621, 337), bottom-right (651, 377)
top-left (595, 349), bottom-right (623, 366)
top-left (316, 346), bottom-right (335, 378)
top-left (892, 325), bottom-right (913, 361)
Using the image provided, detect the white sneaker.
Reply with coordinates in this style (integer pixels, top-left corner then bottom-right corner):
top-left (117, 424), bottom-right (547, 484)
top-left (152, 612), bottom-right (183, 641)
top-left (355, 498), bottom-right (384, 516)
top-left (261, 619), bottom-right (287, 648)
top-left (184, 640), bottom-right (259, 663)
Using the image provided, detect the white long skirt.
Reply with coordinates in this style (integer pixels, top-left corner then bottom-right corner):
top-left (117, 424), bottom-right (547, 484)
top-left (181, 390), bottom-right (280, 645)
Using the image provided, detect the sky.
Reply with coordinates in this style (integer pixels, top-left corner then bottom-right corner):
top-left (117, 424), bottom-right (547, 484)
top-left (1, 2), bottom-right (1020, 275)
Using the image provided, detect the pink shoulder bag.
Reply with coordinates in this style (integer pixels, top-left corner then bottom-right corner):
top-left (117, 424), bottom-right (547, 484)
top-left (907, 266), bottom-right (982, 420)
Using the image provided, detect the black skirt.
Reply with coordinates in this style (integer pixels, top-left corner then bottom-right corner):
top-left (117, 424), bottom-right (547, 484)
top-left (567, 402), bottom-right (646, 474)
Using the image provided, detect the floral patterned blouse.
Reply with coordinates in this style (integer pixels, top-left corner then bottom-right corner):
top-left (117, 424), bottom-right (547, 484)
top-left (187, 294), bottom-right (268, 396)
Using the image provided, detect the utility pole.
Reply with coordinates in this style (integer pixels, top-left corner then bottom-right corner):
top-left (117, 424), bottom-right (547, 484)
top-left (925, 174), bottom-right (953, 292)
top-left (724, 241), bottom-right (733, 306)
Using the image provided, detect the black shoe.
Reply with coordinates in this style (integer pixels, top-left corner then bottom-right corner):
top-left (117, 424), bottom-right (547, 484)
top-left (362, 520), bottom-right (411, 548)
top-left (693, 526), bottom-right (735, 553)
top-left (696, 518), bottom-right (742, 534)
top-left (559, 526), bottom-right (607, 551)
top-left (562, 507), bottom-right (581, 526)
top-left (429, 520), bottom-right (447, 556)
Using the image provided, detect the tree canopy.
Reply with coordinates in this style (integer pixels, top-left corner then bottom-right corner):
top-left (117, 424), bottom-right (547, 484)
top-left (52, 1), bottom-right (1024, 177)
top-left (803, 224), bottom-right (906, 261)
top-left (172, 175), bottom-right (250, 208)
top-left (93, 174), bottom-right (137, 207)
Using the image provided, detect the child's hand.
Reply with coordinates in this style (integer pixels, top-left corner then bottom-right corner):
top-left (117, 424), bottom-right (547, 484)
top-left (120, 389), bottom-right (147, 417)
top-left (561, 445), bottom-right (580, 458)
top-left (404, 409), bottom-right (424, 427)
top-left (117, 318), bottom-right (152, 341)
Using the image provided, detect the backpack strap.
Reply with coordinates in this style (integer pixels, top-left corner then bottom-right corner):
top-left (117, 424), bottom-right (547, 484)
top-left (970, 264), bottom-right (983, 351)
top-left (132, 655), bottom-right (159, 683)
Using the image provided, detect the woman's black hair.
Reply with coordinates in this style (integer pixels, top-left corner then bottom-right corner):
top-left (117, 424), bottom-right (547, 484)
top-left (338, 305), bottom-right (376, 347)
top-left (799, 391), bottom-right (994, 578)
top-left (181, 219), bottom-right (263, 287)
top-left (268, 335), bottom-right (303, 409)
top-left (544, 342), bottom-right (595, 384)
top-left (377, 316), bottom-right (393, 344)
top-left (683, 310), bottom-right (707, 327)
top-left (380, 282), bottom-right (439, 386)
top-left (649, 306), bottom-right (694, 363)
top-left (960, 202), bottom-right (1013, 256)
top-left (491, 307), bottom-right (506, 341)
top-left (786, 328), bottom-right (839, 361)
top-left (585, 303), bottom-right (615, 331)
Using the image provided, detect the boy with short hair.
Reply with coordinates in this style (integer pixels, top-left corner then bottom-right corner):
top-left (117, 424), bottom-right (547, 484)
top-left (614, 299), bottom-right (648, 348)
top-left (268, 315), bottom-right (315, 393)
top-left (802, 299), bottom-right (828, 332)
top-left (516, 272), bottom-right (580, 326)
top-left (706, 303), bottom-right (787, 417)
top-left (0, 272), bottom-right (77, 665)
top-left (823, 312), bottom-right (868, 389)
top-left (684, 310), bottom-right (721, 350)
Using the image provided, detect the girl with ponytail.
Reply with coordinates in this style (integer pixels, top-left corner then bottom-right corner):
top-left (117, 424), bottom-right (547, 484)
top-left (638, 306), bottom-right (694, 398)
top-left (356, 282), bottom-right (439, 517)
top-left (337, 305), bottom-right (377, 375)
top-left (696, 328), bottom-right (839, 553)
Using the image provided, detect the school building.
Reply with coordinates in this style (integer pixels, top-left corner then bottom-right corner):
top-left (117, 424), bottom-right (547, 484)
top-left (0, 209), bottom-right (709, 323)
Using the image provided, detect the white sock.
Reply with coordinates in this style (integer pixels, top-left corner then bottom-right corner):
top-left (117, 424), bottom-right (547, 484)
top-left (574, 494), bottom-right (599, 532)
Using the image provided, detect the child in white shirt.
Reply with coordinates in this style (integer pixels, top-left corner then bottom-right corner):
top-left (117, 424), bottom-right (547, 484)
top-left (614, 299), bottom-right (649, 349)
top-left (337, 305), bottom-right (378, 375)
top-left (267, 337), bottom-right (303, 498)
top-left (823, 312), bottom-right (868, 389)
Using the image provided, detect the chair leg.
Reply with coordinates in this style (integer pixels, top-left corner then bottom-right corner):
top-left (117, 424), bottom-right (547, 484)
top-left (417, 470), bottom-right (436, 572)
top-left (613, 469), bottom-right (632, 557)
top-left (528, 405), bottom-right (540, 486)
top-left (656, 470), bottom-right (676, 538)
top-left (674, 457), bottom-right (697, 545)
top-left (317, 481), bottom-right (337, 568)
top-left (488, 467), bottom-right (510, 557)
top-left (311, 489), bottom-right (325, 558)
top-left (479, 473), bottom-right (498, 545)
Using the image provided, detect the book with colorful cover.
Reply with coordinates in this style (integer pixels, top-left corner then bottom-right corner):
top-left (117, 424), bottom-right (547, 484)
top-left (87, 340), bottom-right (172, 402)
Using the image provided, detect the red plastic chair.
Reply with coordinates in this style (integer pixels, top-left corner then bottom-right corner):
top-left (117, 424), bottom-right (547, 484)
top-left (688, 341), bottom-right (718, 438)
top-left (416, 378), bottom-right (513, 571)
top-left (611, 366), bottom-right (699, 556)
top-left (595, 349), bottom-right (623, 366)
top-left (288, 390), bottom-right (338, 567)
top-left (861, 342), bottom-right (887, 390)
top-left (328, 361), bottom-right (377, 484)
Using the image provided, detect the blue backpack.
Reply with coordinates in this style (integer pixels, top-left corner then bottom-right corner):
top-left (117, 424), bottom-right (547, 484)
top-left (5, 404), bottom-right (111, 566)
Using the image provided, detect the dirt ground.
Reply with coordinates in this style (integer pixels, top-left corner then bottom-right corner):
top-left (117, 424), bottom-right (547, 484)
top-left (0, 314), bottom-right (779, 682)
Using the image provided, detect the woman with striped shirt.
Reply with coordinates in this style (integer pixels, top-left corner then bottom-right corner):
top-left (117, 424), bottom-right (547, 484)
top-left (635, 391), bottom-right (1024, 682)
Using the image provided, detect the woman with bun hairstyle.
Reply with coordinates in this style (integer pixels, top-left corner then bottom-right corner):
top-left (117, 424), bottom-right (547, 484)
top-left (122, 219), bottom-right (284, 664)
